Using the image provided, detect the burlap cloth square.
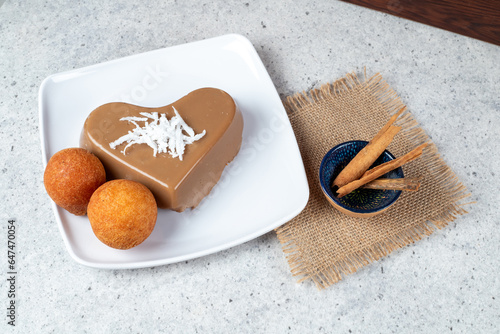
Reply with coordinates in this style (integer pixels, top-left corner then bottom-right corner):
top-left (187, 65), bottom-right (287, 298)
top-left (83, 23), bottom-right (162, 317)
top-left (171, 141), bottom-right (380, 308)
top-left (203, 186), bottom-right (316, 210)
top-left (275, 71), bottom-right (472, 289)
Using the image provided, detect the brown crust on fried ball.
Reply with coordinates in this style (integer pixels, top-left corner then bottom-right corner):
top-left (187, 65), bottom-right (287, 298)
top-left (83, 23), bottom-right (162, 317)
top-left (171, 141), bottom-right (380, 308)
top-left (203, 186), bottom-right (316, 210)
top-left (87, 179), bottom-right (157, 250)
top-left (44, 148), bottom-right (106, 216)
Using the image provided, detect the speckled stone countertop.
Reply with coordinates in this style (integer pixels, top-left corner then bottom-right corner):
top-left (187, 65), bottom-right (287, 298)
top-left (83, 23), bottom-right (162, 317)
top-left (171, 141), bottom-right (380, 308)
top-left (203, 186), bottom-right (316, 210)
top-left (1, 1), bottom-right (499, 333)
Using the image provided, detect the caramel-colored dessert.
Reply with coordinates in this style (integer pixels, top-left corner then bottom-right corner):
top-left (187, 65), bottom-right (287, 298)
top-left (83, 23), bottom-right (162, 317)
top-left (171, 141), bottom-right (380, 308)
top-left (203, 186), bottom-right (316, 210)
top-left (80, 88), bottom-right (243, 212)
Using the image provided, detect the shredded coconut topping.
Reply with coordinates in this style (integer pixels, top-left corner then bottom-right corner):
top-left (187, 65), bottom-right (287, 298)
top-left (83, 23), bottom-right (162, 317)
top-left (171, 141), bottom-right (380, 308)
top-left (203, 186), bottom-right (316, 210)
top-left (109, 107), bottom-right (206, 161)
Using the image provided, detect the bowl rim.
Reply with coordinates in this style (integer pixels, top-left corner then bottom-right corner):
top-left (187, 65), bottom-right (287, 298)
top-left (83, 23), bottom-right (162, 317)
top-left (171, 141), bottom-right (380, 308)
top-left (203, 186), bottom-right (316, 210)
top-left (319, 140), bottom-right (403, 214)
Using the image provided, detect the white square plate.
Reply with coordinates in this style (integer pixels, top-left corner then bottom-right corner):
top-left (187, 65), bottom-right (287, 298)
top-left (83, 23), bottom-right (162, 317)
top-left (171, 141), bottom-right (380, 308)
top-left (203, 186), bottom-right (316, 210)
top-left (39, 34), bottom-right (309, 269)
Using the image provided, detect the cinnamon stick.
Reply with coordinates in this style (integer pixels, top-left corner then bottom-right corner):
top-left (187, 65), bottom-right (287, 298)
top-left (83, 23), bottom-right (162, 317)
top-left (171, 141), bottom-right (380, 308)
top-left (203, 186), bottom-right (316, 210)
top-left (336, 143), bottom-right (428, 198)
top-left (332, 107), bottom-right (405, 188)
top-left (332, 125), bottom-right (401, 187)
top-left (361, 177), bottom-right (421, 191)
top-left (362, 143), bottom-right (428, 178)
top-left (370, 107), bottom-right (406, 143)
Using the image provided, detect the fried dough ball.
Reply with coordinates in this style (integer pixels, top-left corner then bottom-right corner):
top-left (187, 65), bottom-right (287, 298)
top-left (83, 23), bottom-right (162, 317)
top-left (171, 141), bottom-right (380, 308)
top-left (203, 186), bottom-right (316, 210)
top-left (44, 148), bottom-right (106, 216)
top-left (87, 179), bottom-right (157, 250)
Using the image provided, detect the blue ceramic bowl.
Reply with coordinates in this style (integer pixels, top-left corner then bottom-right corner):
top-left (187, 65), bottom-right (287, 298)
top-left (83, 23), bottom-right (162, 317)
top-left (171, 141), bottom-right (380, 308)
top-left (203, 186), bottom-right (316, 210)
top-left (319, 140), bottom-right (403, 218)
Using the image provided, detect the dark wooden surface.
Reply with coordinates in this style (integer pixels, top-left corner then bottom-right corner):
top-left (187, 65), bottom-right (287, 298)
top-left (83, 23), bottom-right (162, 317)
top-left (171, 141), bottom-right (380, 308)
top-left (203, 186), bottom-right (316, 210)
top-left (340, 0), bottom-right (500, 46)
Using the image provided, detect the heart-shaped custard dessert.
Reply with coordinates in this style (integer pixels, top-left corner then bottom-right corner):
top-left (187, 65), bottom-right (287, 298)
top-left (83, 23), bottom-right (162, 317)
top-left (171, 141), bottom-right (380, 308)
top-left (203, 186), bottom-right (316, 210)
top-left (80, 87), bottom-right (243, 212)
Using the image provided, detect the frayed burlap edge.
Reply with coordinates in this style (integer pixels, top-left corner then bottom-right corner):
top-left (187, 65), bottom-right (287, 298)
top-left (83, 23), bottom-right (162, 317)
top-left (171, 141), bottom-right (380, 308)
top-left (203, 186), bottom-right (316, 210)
top-left (275, 71), bottom-right (473, 289)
